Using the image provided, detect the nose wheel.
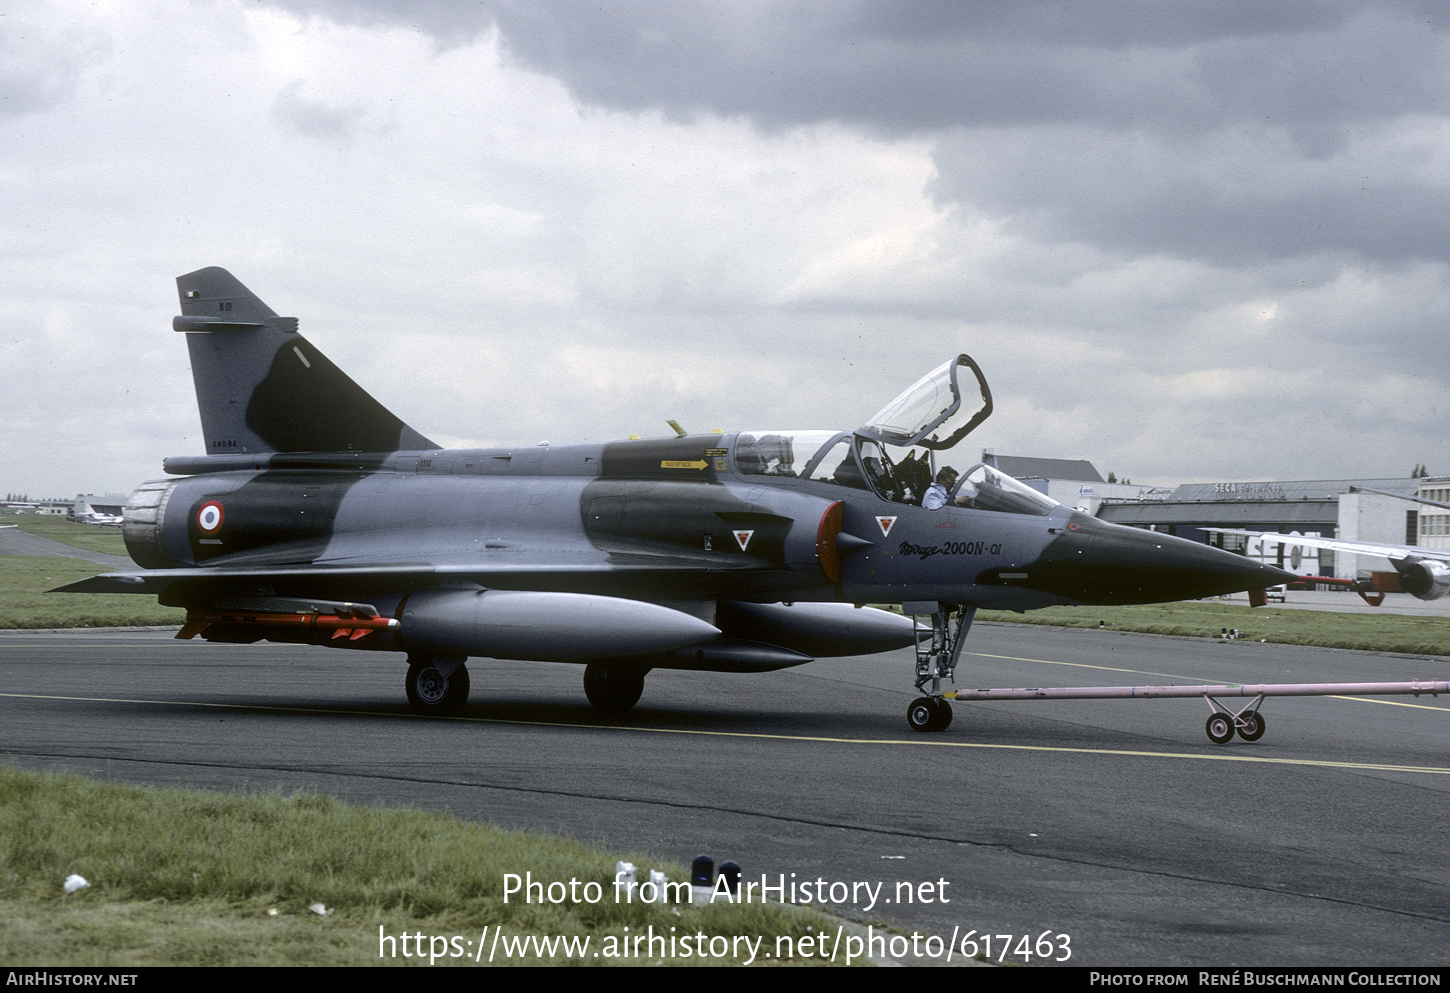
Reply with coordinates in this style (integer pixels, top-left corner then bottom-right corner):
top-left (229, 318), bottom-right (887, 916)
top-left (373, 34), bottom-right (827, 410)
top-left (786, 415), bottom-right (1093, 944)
top-left (908, 696), bottom-right (953, 732)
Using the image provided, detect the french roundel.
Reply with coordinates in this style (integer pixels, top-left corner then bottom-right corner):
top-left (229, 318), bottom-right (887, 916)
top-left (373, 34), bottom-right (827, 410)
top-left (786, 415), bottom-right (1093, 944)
top-left (196, 500), bottom-right (225, 535)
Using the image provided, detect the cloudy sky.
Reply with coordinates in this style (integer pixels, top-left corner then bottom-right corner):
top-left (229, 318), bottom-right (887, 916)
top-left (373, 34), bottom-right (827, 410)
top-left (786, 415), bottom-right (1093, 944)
top-left (4, 0), bottom-right (1449, 497)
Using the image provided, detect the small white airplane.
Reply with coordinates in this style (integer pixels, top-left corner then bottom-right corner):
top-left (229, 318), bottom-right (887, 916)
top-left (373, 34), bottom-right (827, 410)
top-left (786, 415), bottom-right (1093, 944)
top-left (77, 510), bottom-right (123, 527)
top-left (1207, 523), bottom-right (1450, 605)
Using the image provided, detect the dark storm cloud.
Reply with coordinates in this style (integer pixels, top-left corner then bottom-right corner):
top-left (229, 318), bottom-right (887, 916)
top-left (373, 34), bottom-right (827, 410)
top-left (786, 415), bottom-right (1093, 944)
top-left (275, 0), bottom-right (1450, 268)
top-left (486, 0), bottom-right (1446, 154)
top-left (275, 1), bottom-right (1440, 138)
top-left (931, 124), bottom-right (1450, 266)
top-left (7, 0), bottom-right (1446, 491)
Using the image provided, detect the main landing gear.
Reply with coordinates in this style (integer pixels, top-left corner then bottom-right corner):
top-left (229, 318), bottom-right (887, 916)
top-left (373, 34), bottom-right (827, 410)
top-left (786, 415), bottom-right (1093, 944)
top-left (583, 662), bottom-right (648, 713)
top-left (904, 602), bottom-right (975, 733)
top-left (403, 656), bottom-right (650, 716)
top-left (405, 655), bottom-right (470, 714)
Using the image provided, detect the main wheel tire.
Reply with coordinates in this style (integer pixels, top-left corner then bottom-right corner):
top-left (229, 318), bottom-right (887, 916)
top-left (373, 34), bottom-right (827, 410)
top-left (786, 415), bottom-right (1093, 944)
top-left (1237, 711), bottom-right (1266, 742)
top-left (583, 663), bottom-right (646, 713)
top-left (406, 658), bottom-right (469, 714)
top-left (934, 699), bottom-right (953, 731)
top-left (908, 697), bottom-right (937, 732)
top-left (1205, 712), bottom-right (1234, 744)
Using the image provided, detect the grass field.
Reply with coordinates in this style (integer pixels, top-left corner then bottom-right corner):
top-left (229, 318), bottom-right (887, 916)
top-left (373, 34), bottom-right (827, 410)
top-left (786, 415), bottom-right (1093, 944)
top-left (0, 765), bottom-right (845, 966)
top-left (0, 556), bottom-right (183, 629)
top-left (1, 513), bottom-right (129, 556)
top-left (0, 515), bottom-right (183, 627)
top-left (975, 601), bottom-right (1450, 657)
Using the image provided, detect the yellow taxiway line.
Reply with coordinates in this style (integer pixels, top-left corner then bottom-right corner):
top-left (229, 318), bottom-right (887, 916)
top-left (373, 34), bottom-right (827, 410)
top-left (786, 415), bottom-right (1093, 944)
top-left (3, 690), bottom-right (1448, 777)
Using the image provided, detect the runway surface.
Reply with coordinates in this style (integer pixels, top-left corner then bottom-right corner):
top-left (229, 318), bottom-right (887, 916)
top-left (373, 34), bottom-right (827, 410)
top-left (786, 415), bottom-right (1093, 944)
top-left (0, 528), bottom-right (131, 570)
top-left (2, 623), bottom-right (1447, 967)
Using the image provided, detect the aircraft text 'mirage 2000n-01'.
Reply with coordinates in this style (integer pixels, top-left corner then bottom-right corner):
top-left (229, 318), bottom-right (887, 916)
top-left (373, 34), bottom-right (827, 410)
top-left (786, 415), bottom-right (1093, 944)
top-left (59, 267), bottom-right (1295, 733)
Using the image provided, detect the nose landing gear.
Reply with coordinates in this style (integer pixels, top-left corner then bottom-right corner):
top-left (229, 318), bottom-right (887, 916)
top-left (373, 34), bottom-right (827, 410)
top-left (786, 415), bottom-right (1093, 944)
top-left (903, 602), bottom-right (973, 733)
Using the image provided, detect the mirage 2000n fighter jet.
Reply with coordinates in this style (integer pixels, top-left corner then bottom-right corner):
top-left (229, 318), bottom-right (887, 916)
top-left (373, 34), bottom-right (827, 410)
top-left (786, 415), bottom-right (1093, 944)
top-left (58, 268), bottom-right (1294, 731)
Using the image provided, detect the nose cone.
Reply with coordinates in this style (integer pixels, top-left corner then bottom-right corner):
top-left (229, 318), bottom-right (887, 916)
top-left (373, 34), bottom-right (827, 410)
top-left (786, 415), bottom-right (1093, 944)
top-left (1015, 516), bottom-right (1297, 606)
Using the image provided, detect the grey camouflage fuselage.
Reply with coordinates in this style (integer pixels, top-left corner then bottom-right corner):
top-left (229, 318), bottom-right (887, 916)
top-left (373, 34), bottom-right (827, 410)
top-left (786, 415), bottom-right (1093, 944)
top-left (59, 268), bottom-right (1294, 722)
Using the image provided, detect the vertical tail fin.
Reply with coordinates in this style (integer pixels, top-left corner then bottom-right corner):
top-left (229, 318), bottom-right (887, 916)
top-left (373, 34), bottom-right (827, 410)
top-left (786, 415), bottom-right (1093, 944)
top-left (174, 267), bottom-right (435, 454)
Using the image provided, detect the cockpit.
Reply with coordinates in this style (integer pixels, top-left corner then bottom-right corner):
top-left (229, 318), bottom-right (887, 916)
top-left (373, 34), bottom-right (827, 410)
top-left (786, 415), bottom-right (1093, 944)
top-left (731, 354), bottom-right (1061, 517)
top-left (947, 462), bottom-right (1058, 516)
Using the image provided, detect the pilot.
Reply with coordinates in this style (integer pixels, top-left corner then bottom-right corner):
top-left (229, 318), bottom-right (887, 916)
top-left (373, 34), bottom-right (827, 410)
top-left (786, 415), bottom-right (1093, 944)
top-left (924, 466), bottom-right (979, 510)
top-left (923, 466), bottom-right (958, 510)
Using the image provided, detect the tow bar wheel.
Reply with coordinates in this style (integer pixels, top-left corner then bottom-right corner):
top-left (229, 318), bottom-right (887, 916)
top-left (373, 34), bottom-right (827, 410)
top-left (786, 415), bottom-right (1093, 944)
top-left (1237, 711), bottom-right (1266, 741)
top-left (1205, 712), bottom-right (1235, 744)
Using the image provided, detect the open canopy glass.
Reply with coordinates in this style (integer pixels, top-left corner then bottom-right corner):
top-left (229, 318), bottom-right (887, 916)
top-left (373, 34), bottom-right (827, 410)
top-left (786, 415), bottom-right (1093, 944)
top-left (856, 354), bottom-right (993, 452)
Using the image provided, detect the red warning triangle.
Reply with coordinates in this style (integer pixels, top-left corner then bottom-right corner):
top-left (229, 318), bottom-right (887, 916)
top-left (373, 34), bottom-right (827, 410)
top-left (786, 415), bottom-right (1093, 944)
top-left (733, 530), bottom-right (754, 551)
top-left (876, 516), bottom-right (897, 537)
